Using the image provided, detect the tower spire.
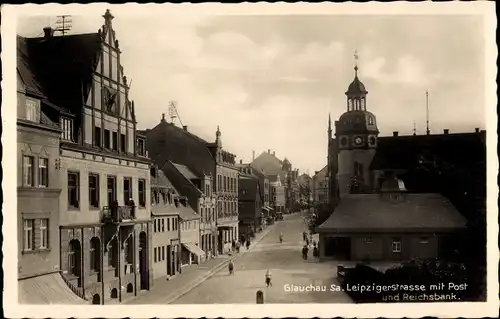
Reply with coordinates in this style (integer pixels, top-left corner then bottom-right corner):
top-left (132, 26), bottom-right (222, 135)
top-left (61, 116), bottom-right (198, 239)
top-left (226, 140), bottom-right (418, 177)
top-left (354, 50), bottom-right (359, 77)
top-left (413, 120), bottom-right (417, 136)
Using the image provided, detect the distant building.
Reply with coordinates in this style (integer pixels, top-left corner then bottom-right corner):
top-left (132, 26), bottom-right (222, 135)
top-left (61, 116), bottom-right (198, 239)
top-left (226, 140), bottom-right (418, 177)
top-left (142, 119), bottom-right (238, 256)
top-left (312, 166), bottom-right (329, 204)
top-left (150, 166), bottom-right (181, 280)
top-left (17, 37), bottom-right (83, 303)
top-left (319, 57), bottom-right (476, 262)
top-left (238, 168), bottom-right (264, 235)
top-left (269, 174), bottom-right (286, 213)
top-left (177, 197), bottom-right (203, 265)
top-left (19, 10), bottom-right (153, 304)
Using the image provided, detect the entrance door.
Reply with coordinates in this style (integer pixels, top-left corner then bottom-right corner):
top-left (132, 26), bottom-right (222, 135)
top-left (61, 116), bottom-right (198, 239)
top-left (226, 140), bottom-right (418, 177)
top-left (167, 245), bottom-right (172, 275)
top-left (336, 237), bottom-right (352, 260)
top-left (138, 232), bottom-right (149, 290)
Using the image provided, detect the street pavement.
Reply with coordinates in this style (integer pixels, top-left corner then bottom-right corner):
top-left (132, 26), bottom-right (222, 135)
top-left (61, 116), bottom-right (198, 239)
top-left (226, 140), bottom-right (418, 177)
top-left (172, 213), bottom-right (352, 304)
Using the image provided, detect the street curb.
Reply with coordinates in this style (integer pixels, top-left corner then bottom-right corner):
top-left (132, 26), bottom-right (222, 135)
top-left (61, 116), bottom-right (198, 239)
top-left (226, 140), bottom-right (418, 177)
top-left (163, 223), bottom-right (277, 304)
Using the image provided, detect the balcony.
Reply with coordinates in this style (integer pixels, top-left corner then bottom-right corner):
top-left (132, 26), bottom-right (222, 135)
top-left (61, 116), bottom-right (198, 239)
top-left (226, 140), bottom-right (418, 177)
top-left (102, 203), bottom-right (136, 223)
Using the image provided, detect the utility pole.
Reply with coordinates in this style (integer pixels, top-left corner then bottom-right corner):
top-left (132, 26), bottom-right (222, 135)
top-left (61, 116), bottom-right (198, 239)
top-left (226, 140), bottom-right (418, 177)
top-left (168, 101), bottom-right (184, 127)
top-left (54, 15), bottom-right (72, 36)
top-left (425, 90), bottom-right (430, 135)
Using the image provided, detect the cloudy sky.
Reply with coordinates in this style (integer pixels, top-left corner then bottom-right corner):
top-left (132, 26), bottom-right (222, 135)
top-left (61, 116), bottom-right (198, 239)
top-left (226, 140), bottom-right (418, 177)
top-left (15, 5), bottom-right (488, 174)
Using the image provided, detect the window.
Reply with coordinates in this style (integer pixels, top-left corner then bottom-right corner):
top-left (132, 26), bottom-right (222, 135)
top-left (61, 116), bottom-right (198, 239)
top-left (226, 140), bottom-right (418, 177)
top-left (68, 240), bottom-right (81, 277)
top-left (154, 219), bottom-right (157, 233)
top-left (38, 158), bottom-right (48, 187)
top-left (161, 219), bottom-right (165, 232)
top-left (137, 138), bottom-right (145, 156)
top-left (104, 129), bottom-right (111, 149)
top-left (68, 172), bottom-right (80, 208)
top-left (23, 219), bottom-right (34, 251)
top-left (23, 156), bottom-right (34, 187)
top-left (392, 239), bottom-right (402, 253)
top-left (107, 176), bottom-right (117, 205)
top-left (120, 134), bottom-right (126, 153)
top-left (365, 237), bottom-right (373, 244)
top-left (39, 218), bottom-right (49, 249)
top-left (89, 174), bottom-right (100, 209)
top-left (167, 218), bottom-right (171, 231)
top-left (162, 246), bottom-right (165, 261)
top-left (368, 116), bottom-right (374, 125)
top-left (60, 117), bottom-right (73, 141)
top-left (94, 127), bottom-right (102, 147)
top-left (154, 247), bottom-right (157, 263)
top-left (25, 98), bottom-right (40, 122)
top-left (112, 131), bottom-right (118, 151)
top-left (138, 179), bottom-right (146, 207)
top-left (420, 237), bottom-right (429, 244)
top-left (123, 177), bottom-right (132, 204)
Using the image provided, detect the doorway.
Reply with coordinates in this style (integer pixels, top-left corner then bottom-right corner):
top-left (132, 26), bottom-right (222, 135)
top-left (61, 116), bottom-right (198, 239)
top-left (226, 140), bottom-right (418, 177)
top-left (139, 232), bottom-right (149, 290)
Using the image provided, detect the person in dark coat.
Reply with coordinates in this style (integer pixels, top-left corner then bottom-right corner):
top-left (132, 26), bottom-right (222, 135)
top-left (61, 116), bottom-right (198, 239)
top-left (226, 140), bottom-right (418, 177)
top-left (246, 240), bottom-right (251, 250)
top-left (313, 243), bottom-right (319, 258)
top-left (302, 245), bottom-right (309, 260)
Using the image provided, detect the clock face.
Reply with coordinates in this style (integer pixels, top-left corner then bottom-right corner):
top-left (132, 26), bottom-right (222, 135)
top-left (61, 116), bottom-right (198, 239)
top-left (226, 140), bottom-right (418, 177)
top-left (354, 136), bottom-right (363, 145)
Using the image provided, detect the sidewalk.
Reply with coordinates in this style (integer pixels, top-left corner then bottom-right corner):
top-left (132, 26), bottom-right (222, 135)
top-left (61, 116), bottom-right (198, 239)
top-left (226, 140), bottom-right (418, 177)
top-left (125, 222), bottom-right (276, 304)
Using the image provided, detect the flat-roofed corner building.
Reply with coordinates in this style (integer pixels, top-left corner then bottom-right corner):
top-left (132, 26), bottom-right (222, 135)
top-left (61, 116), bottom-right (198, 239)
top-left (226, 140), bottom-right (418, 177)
top-left (20, 10), bottom-right (153, 304)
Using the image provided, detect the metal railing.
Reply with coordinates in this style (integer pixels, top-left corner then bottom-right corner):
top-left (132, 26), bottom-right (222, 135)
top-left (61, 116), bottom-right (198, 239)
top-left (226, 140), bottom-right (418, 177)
top-left (102, 204), bottom-right (136, 223)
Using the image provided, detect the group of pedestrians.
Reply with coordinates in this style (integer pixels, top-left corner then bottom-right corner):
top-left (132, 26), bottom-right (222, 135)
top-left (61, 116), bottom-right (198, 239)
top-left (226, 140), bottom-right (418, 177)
top-left (302, 230), bottom-right (319, 260)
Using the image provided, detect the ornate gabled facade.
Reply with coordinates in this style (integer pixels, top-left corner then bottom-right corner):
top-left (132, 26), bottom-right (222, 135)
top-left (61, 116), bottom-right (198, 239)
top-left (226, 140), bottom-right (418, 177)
top-left (22, 10), bottom-right (153, 304)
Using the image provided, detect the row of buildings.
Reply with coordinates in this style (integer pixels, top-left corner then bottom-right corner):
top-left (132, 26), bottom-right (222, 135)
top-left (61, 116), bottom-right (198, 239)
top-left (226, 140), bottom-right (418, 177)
top-left (16, 9), bottom-right (306, 305)
top-left (314, 57), bottom-right (486, 263)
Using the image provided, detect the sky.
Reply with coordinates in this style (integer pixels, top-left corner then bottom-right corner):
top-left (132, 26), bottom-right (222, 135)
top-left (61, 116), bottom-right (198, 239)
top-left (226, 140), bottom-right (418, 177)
top-left (15, 5), bottom-right (487, 175)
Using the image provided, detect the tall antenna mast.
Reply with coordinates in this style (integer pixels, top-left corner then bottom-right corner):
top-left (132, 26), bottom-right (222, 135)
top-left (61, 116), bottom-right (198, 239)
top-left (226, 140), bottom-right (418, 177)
top-left (54, 15), bottom-right (72, 36)
top-left (168, 101), bottom-right (184, 127)
top-left (425, 90), bottom-right (430, 135)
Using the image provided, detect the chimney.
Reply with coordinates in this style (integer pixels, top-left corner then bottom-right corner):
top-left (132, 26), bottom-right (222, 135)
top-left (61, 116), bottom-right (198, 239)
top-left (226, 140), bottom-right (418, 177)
top-left (393, 131), bottom-right (399, 137)
top-left (475, 127), bottom-right (480, 133)
top-left (252, 150), bottom-right (255, 161)
top-left (443, 129), bottom-right (449, 135)
top-left (273, 151), bottom-right (275, 156)
top-left (43, 27), bottom-right (53, 38)
top-left (240, 159), bottom-right (243, 164)
top-left (268, 149), bottom-right (270, 154)
top-left (161, 113), bottom-right (166, 122)
top-left (183, 125), bottom-right (188, 131)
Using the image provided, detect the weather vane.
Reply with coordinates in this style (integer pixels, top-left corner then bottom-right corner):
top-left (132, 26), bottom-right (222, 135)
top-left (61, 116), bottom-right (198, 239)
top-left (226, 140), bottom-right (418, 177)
top-left (354, 50), bottom-right (359, 73)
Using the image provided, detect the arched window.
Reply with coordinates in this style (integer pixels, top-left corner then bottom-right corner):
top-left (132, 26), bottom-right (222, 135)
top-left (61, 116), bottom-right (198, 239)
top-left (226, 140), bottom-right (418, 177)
top-left (89, 237), bottom-right (101, 273)
top-left (110, 288), bottom-right (118, 299)
top-left (108, 240), bottom-right (118, 269)
top-left (368, 116), bottom-right (374, 125)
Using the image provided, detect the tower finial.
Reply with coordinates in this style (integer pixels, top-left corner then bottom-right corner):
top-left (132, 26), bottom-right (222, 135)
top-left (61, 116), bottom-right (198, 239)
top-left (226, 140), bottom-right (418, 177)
top-left (413, 120), bottom-right (416, 136)
top-left (354, 50), bottom-right (359, 76)
top-left (328, 113), bottom-right (332, 132)
top-left (426, 90), bottom-right (430, 135)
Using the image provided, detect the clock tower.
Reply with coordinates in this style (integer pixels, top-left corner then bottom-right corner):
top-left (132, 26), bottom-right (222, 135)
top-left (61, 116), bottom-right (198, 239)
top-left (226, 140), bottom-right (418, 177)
top-left (335, 51), bottom-right (379, 197)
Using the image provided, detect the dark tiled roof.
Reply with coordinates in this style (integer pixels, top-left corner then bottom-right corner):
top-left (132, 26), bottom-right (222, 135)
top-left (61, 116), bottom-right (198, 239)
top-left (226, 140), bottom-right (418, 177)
top-left (239, 176), bottom-right (259, 201)
top-left (173, 163), bottom-right (198, 180)
top-left (178, 204), bottom-right (200, 221)
top-left (250, 151), bottom-right (283, 175)
top-left (151, 168), bottom-right (175, 190)
top-left (370, 132), bottom-right (486, 171)
top-left (24, 33), bottom-right (102, 116)
top-left (145, 121), bottom-right (215, 177)
top-left (17, 36), bottom-right (45, 98)
top-left (317, 193), bottom-right (467, 233)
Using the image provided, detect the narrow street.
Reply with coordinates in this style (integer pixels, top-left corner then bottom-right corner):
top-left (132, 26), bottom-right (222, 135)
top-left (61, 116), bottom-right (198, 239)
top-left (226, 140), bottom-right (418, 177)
top-left (172, 213), bottom-right (352, 304)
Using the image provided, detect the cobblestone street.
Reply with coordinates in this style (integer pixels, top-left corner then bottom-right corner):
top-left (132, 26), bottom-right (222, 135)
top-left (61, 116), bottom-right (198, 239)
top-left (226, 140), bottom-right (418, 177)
top-left (172, 213), bottom-right (352, 304)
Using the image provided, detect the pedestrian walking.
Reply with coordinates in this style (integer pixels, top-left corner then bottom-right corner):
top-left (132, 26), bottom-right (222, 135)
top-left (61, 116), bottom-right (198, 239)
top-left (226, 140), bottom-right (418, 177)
top-left (302, 230), bottom-right (307, 242)
top-left (236, 241), bottom-right (241, 253)
top-left (228, 261), bottom-right (234, 275)
top-left (265, 269), bottom-right (272, 287)
top-left (302, 245), bottom-right (309, 260)
top-left (313, 244), bottom-right (319, 259)
top-left (246, 240), bottom-right (251, 250)
top-left (231, 239), bottom-right (236, 251)
top-left (279, 232), bottom-right (283, 243)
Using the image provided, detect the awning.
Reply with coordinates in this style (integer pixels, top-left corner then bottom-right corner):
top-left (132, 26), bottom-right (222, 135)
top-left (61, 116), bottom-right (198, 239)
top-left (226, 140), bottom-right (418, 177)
top-left (182, 242), bottom-right (206, 258)
top-left (18, 272), bottom-right (87, 304)
top-left (266, 206), bottom-right (274, 211)
top-left (261, 207), bottom-right (270, 211)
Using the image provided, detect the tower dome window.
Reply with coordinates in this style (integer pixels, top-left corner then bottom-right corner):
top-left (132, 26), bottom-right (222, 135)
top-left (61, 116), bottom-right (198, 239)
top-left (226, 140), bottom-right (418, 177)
top-left (368, 116), bottom-right (374, 125)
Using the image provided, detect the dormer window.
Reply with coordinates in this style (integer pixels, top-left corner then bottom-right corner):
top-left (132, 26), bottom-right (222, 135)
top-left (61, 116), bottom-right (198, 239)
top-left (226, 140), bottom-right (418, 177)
top-left (25, 98), bottom-right (40, 123)
top-left (60, 117), bottom-right (73, 141)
